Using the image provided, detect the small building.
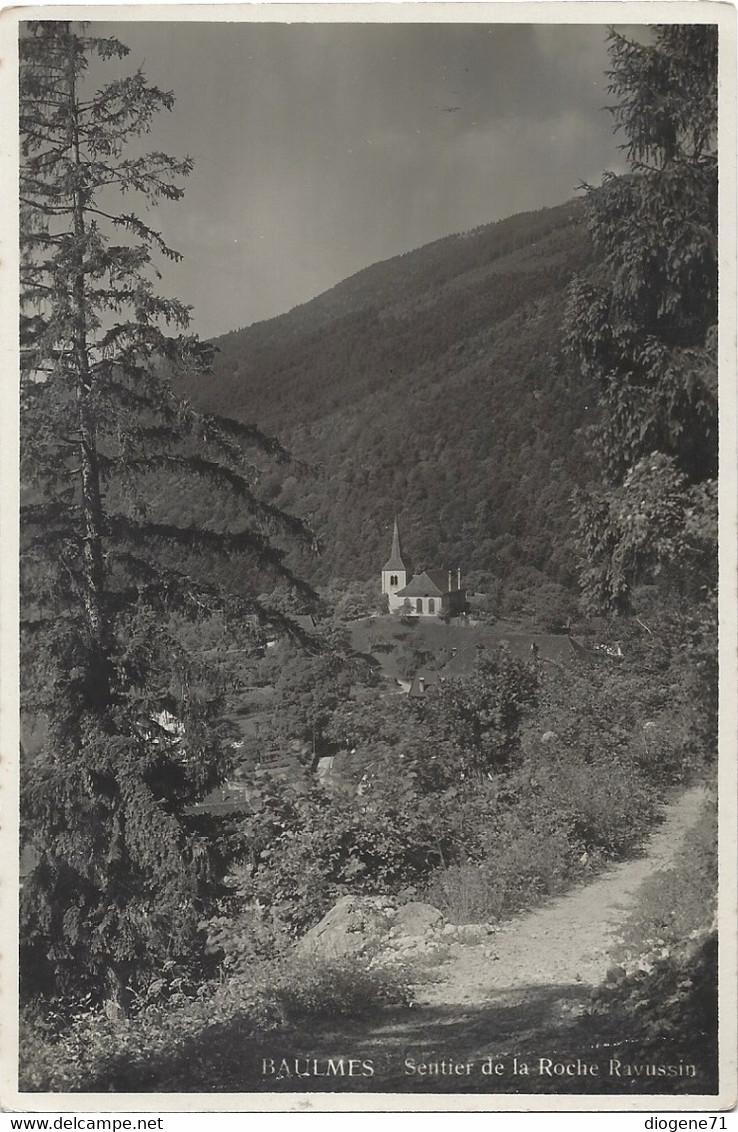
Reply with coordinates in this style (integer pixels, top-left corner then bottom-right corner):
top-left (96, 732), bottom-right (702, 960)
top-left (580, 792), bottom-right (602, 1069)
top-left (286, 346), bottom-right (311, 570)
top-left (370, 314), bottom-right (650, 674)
top-left (381, 518), bottom-right (466, 617)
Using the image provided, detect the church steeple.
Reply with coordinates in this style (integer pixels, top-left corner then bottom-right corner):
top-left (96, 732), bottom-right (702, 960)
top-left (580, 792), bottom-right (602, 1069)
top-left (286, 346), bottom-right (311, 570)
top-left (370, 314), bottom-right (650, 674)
top-left (381, 517), bottom-right (408, 607)
top-left (383, 516), bottom-right (405, 572)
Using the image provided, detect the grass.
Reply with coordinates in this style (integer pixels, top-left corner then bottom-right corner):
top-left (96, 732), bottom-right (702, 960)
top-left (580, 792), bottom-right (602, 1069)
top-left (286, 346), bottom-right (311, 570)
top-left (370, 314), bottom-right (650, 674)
top-left (267, 952), bottom-right (413, 1021)
top-left (18, 949), bottom-right (414, 1093)
top-left (613, 788), bottom-right (717, 966)
top-left (349, 615), bottom-right (573, 682)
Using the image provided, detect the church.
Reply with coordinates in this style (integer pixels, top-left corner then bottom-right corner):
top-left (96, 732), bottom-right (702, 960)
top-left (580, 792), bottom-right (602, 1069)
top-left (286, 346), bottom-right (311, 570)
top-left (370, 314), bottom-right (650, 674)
top-left (381, 518), bottom-right (466, 617)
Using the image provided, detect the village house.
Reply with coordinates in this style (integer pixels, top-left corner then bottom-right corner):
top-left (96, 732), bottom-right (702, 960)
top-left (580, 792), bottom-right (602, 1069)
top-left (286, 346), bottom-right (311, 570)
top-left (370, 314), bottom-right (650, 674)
top-left (381, 517), bottom-right (466, 617)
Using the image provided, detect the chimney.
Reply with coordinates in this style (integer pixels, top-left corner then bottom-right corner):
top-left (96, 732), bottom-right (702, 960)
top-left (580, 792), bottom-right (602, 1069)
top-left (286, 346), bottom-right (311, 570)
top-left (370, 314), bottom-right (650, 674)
top-left (448, 570), bottom-right (452, 593)
top-left (457, 567), bottom-right (462, 590)
top-left (418, 677), bottom-right (425, 693)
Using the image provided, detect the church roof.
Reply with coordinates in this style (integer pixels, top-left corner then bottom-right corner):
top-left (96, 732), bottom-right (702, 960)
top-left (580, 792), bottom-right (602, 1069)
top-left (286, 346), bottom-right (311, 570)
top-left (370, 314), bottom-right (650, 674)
top-left (396, 569), bottom-right (450, 597)
top-left (382, 517), bottom-right (406, 571)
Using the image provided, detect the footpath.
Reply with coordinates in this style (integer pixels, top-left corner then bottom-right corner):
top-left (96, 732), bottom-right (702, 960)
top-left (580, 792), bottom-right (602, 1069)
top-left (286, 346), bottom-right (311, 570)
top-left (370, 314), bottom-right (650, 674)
top-left (242, 786), bottom-right (712, 1097)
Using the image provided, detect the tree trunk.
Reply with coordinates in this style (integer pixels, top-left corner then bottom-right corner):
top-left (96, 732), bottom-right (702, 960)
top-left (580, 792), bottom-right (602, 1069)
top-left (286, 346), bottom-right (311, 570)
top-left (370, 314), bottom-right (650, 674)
top-left (103, 964), bottom-right (130, 1022)
top-left (65, 27), bottom-right (111, 709)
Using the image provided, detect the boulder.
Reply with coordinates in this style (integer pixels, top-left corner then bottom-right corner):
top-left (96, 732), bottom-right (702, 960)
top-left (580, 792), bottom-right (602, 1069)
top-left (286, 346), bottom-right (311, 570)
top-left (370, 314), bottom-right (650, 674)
top-left (394, 901), bottom-right (444, 938)
top-left (294, 896), bottom-right (448, 963)
top-left (295, 895), bottom-right (395, 960)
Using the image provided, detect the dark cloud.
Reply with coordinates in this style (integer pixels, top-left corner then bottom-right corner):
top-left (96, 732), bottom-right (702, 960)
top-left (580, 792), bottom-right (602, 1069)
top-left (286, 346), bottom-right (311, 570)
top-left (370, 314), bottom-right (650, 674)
top-left (91, 19), bottom-right (631, 337)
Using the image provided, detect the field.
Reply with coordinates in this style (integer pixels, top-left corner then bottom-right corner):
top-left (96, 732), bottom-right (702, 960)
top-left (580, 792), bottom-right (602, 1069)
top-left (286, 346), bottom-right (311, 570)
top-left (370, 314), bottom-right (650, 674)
top-left (349, 614), bottom-right (578, 683)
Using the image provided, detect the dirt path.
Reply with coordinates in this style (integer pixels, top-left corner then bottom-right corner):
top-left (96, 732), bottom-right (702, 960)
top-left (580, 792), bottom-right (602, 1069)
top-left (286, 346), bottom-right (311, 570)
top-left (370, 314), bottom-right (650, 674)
top-left (416, 784), bottom-right (709, 1008)
top-left (235, 785), bottom-right (712, 1096)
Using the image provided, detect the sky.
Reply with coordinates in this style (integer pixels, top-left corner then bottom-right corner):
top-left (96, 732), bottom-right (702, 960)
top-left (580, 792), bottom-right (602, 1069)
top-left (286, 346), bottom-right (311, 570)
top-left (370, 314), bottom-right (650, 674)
top-left (86, 18), bottom-right (631, 340)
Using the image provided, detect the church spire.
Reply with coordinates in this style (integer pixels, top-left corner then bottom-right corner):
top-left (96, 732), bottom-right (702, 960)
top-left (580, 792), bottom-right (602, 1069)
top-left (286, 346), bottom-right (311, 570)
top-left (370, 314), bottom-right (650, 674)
top-left (383, 516), bottom-right (406, 571)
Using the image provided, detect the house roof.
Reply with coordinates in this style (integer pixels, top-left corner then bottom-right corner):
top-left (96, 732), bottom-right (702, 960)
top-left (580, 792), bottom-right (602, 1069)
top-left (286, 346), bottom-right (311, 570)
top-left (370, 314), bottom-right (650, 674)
top-left (438, 639), bottom-right (487, 676)
top-left (408, 671), bottom-right (436, 698)
top-left (396, 569), bottom-right (456, 597)
top-left (382, 517), bottom-right (407, 572)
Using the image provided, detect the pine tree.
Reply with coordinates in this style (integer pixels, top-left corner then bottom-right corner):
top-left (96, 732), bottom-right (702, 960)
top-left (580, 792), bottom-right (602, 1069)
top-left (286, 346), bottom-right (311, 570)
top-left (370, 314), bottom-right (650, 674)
top-left (19, 20), bottom-right (315, 1012)
top-left (564, 25), bottom-right (718, 615)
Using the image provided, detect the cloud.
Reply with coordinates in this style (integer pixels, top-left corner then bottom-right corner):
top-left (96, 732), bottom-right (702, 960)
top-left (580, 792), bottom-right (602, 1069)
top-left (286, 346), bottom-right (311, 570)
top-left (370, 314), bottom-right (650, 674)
top-left (92, 20), bottom-right (625, 337)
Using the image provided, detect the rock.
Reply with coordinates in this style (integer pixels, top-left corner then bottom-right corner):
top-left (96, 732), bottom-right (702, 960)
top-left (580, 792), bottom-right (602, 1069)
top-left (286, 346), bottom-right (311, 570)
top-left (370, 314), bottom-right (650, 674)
top-left (394, 901), bottom-right (444, 938)
top-left (295, 895), bottom-right (395, 960)
top-left (454, 923), bottom-right (492, 945)
top-left (295, 896), bottom-right (450, 966)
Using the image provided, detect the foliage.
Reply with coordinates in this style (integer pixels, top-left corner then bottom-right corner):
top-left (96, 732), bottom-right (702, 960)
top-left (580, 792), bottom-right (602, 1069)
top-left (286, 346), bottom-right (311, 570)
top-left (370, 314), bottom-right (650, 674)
top-left (424, 838), bottom-right (570, 926)
top-left (597, 930), bottom-right (717, 1081)
top-left (615, 790), bottom-right (716, 964)
top-left (267, 952), bottom-right (412, 1021)
top-left (420, 649), bottom-right (540, 777)
top-left (19, 21), bottom-right (313, 1013)
top-left (18, 948), bottom-right (408, 1092)
top-left (226, 760), bottom-right (456, 936)
top-left (318, 577), bottom-right (385, 621)
top-left (564, 25), bottom-right (717, 614)
top-left (541, 632), bottom-right (705, 785)
top-left (219, 642), bottom-right (680, 938)
top-left (266, 629), bottom-right (378, 756)
top-left (202, 902), bottom-right (292, 971)
top-left (177, 200), bottom-right (598, 613)
top-left (20, 617), bottom-right (712, 1090)
top-left (424, 743), bottom-right (656, 924)
top-left (18, 971), bottom-right (279, 1092)
top-left (589, 794), bottom-right (717, 1087)
top-left (392, 642), bottom-right (437, 682)
top-left (572, 453), bottom-right (717, 616)
top-left (562, 27), bottom-right (719, 796)
top-left (421, 634), bottom-right (706, 923)
top-left (196, 650), bottom-right (538, 936)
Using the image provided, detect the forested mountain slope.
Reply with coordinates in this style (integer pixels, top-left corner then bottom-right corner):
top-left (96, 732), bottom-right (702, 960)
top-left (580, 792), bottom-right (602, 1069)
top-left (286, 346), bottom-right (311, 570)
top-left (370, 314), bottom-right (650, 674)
top-left (178, 200), bottom-right (599, 610)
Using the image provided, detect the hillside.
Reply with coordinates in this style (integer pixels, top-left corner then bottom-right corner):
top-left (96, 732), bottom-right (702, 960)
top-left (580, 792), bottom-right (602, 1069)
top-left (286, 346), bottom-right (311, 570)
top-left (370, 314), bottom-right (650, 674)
top-left (178, 200), bottom-right (599, 612)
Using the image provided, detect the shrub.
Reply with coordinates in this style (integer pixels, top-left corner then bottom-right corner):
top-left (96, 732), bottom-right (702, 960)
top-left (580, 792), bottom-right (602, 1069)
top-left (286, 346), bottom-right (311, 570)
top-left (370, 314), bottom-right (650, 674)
top-left (18, 948), bottom-right (413, 1092)
top-left (230, 767), bottom-right (454, 937)
top-left (422, 863), bottom-right (498, 924)
top-left (614, 790), bottom-right (716, 964)
top-left (425, 821), bottom-right (576, 924)
top-left (516, 741), bottom-right (657, 859)
top-left (266, 951), bottom-right (412, 1021)
top-left (590, 930), bottom-right (718, 1091)
top-left (585, 792), bottom-right (718, 1089)
top-left (533, 628), bottom-right (708, 790)
top-left (202, 898), bottom-right (292, 974)
top-left (19, 970), bottom-right (281, 1092)
top-left (423, 730), bottom-right (659, 924)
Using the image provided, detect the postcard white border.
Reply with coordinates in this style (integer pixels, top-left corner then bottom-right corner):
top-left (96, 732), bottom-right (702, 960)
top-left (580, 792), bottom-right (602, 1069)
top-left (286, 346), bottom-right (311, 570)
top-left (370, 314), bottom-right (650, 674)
top-left (1, 0), bottom-right (735, 1115)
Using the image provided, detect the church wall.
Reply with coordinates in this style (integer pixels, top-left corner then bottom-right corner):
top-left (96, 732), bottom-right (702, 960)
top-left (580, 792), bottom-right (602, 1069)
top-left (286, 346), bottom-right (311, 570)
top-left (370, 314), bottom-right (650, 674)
top-left (391, 591), bottom-right (465, 616)
top-left (382, 569), bottom-right (407, 611)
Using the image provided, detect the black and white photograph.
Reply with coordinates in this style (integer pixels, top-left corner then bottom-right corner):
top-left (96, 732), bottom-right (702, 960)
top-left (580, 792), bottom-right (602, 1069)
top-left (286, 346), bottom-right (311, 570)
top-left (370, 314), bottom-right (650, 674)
top-left (2, 2), bottom-right (736, 1111)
